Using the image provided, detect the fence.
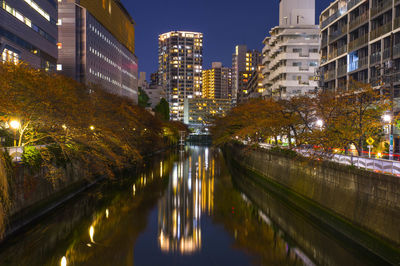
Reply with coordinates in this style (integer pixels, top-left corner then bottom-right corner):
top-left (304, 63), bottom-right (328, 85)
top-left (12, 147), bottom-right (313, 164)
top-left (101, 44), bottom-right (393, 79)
top-left (259, 143), bottom-right (400, 176)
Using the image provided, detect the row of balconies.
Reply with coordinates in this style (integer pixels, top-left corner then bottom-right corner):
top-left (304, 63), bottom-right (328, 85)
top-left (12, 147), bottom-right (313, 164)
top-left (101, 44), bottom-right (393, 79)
top-left (270, 80), bottom-right (319, 91)
top-left (321, 0), bottom-right (395, 30)
top-left (268, 66), bottom-right (317, 81)
top-left (349, 12), bottom-right (369, 31)
top-left (371, 0), bottom-right (392, 18)
top-left (268, 52), bottom-right (319, 70)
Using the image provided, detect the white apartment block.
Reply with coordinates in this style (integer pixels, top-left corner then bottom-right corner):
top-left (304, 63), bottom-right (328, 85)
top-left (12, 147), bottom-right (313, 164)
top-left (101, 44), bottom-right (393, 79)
top-left (262, 0), bottom-right (320, 99)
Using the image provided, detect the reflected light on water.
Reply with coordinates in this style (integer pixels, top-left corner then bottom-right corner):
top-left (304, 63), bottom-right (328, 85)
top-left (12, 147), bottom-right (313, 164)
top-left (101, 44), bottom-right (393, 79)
top-left (158, 147), bottom-right (214, 255)
top-left (60, 256), bottom-right (67, 266)
top-left (89, 226), bottom-right (95, 243)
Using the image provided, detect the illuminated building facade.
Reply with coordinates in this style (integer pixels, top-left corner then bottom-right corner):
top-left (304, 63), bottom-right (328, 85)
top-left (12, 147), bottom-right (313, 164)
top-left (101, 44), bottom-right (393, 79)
top-left (0, 0), bottom-right (58, 70)
top-left (158, 31), bottom-right (203, 121)
top-left (240, 65), bottom-right (265, 102)
top-left (158, 147), bottom-right (215, 254)
top-left (262, 0), bottom-right (320, 99)
top-left (232, 45), bottom-right (261, 102)
top-left (57, 0), bottom-right (138, 102)
top-left (202, 62), bottom-right (233, 99)
top-left (184, 98), bottom-right (232, 130)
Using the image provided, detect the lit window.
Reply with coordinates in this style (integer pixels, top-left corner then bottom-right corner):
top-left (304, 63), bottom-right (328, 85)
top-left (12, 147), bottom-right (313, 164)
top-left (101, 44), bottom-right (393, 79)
top-left (56, 64), bottom-right (62, 71)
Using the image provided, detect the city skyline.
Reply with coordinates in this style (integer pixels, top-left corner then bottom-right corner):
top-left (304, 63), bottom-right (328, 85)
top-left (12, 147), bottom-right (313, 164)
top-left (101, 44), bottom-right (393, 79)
top-left (121, 0), bottom-right (333, 78)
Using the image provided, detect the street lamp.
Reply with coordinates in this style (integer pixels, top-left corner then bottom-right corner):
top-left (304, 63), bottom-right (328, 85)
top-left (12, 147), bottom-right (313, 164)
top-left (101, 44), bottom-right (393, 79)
top-left (383, 114), bottom-right (392, 123)
top-left (316, 119), bottom-right (324, 129)
top-left (9, 119), bottom-right (20, 147)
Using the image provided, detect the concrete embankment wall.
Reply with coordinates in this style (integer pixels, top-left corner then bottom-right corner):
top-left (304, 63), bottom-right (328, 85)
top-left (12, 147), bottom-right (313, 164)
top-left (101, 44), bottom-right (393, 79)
top-left (3, 163), bottom-right (98, 240)
top-left (225, 143), bottom-right (400, 260)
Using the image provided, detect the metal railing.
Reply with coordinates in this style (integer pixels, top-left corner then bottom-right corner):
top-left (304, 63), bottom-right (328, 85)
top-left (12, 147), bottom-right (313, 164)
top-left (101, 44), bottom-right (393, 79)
top-left (337, 65), bottom-right (347, 77)
top-left (370, 22), bottom-right (392, 40)
top-left (348, 34), bottom-right (368, 51)
top-left (371, 0), bottom-right (392, 18)
top-left (349, 12), bottom-right (369, 30)
top-left (329, 27), bottom-right (347, 42)
top-left (348, 57), bottom-right (368, 72)
top-left (259, 143), bottom-right (400, 176)
top-left (328, 49), bottom-right (338, 60)
top-left (395, 17), bottom-right (400, 29)
top-left (337, 45), bottom-right (347, 56)
top-left (347, 0), bottom-right (363, 10)
top-left (370, 52), bottom-right (382, 65)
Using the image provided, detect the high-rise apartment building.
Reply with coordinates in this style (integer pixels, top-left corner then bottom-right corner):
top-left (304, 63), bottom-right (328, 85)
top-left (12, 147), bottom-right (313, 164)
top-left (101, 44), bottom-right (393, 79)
top-left (262, 0), bottom-right (320, 99)
top-left (232, 45), bottom-right (261, 102)
top-left (241, 65), bottom-right (265, 101)
top-left (320, 0), bottom-right (400, 93)
top-left (57, 0), bottom-right (138, 103)
top-left (202, 62), bottom-right (233, 99)
top-left (158, 31), bottom-right (203, 121)
top-left (0, 0), bottom-right (58, 70)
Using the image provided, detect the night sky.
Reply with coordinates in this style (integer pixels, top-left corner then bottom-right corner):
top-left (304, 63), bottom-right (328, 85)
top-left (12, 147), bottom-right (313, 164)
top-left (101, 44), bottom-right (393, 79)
top-left (120, 0), bottom-right (333, 79)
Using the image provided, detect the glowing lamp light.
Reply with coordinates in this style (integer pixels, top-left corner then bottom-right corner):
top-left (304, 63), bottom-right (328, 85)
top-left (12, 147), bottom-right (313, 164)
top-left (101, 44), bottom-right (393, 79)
top-left (9, 120), bottom-right (20, 130)
top-left (383, 114), bottom-right (392, 123)
top-left (90, 125), bottom-right (95, 131)
top-left (316, 119), bottom-right (324, 128)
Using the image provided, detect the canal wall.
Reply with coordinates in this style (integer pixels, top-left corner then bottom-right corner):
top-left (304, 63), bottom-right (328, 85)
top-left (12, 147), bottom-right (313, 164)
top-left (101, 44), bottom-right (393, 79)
top-left (225, 143), bottom-right (400, 262)
top-left (2, 162), bottom-right (100, 241)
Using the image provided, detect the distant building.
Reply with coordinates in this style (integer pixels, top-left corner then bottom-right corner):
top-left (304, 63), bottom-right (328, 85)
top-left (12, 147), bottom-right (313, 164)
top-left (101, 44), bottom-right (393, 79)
top-left (232, 45), bottom-right (261, 102)
top-left (150, 72), bottom-right (160, 85)
top-left (202, 62), bottom-right (233, 99)
top-left (144, 84), bottom-right (166, 109)
top-left (57, 0), bottom-right (138, 103)
top-left (184, 98), bottom-right (232, 131)
top-left (0, 0), bottom-right (58, 70)
top-left (240, 65), bottom-right (265, 101)
top-left (138, 72), bottom-right (149, 89)
top-left (262, 0), bottom-right (320, 99)
top-left (158, 31), bottom-right (203, 122)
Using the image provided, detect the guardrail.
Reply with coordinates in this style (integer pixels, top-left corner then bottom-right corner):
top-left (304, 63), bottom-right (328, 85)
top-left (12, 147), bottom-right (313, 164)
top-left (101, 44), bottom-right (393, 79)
top-left (258, 143), bottom-right (400, 176)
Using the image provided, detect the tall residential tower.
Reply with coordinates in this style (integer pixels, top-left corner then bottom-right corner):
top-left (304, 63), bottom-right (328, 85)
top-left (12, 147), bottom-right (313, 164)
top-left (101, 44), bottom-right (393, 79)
top-left (158, 31), bottom-right (203, 121)
top-left (262, 0), bottom-right (320, 99)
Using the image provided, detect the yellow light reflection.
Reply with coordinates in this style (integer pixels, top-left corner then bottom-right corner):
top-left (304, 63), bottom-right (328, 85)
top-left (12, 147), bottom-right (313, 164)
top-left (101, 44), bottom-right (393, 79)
top-left (89, 226), bottom-right (95, 243)
top-left (60, 256), bottom-right (67, 266)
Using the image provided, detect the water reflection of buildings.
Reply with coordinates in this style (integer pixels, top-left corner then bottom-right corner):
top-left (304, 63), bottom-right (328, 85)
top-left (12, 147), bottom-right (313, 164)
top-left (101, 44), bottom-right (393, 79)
top-left (158, 147), bottom-right (215, 254)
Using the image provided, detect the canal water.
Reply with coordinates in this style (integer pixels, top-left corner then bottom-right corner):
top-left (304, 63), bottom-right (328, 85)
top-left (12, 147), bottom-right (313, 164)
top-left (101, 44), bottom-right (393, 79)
top-left (0, 146), bottom-right (389, 265)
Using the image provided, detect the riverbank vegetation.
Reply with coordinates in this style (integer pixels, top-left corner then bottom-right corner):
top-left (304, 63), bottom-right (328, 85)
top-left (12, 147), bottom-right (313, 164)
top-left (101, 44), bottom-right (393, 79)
top-left (0, 62), bottom-right (187, 179)
top-left (212, 80), bottom-right (390, 155)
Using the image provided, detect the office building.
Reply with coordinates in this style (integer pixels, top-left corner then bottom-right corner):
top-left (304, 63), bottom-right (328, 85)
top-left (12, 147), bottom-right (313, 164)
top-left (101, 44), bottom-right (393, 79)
top-left (0, 0), bottom-right (58, 70)
top-left (158, 31), bottom-right (203, 121)
top-left (57, 0), bottom-right (138, 103)
top-left (262, 0), bottom-right (320, 99)
top-left (184, 98), bottom-right (232, 131)
top-left (320, 0), bottom-right (400, 93)
top-left (232, 45), bottom-right (261, 102)
top-left (202, 62), bottom-right (233, 99)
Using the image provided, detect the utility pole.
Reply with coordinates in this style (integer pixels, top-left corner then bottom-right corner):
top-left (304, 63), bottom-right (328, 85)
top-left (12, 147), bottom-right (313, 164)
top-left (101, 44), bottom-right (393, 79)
top-left (389, 32), bottom-right (394, 160)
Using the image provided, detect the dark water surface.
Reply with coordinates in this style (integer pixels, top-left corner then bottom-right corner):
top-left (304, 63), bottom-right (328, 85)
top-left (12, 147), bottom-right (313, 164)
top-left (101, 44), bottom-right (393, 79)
top-left (0, 146), bottom-right (388, 265)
